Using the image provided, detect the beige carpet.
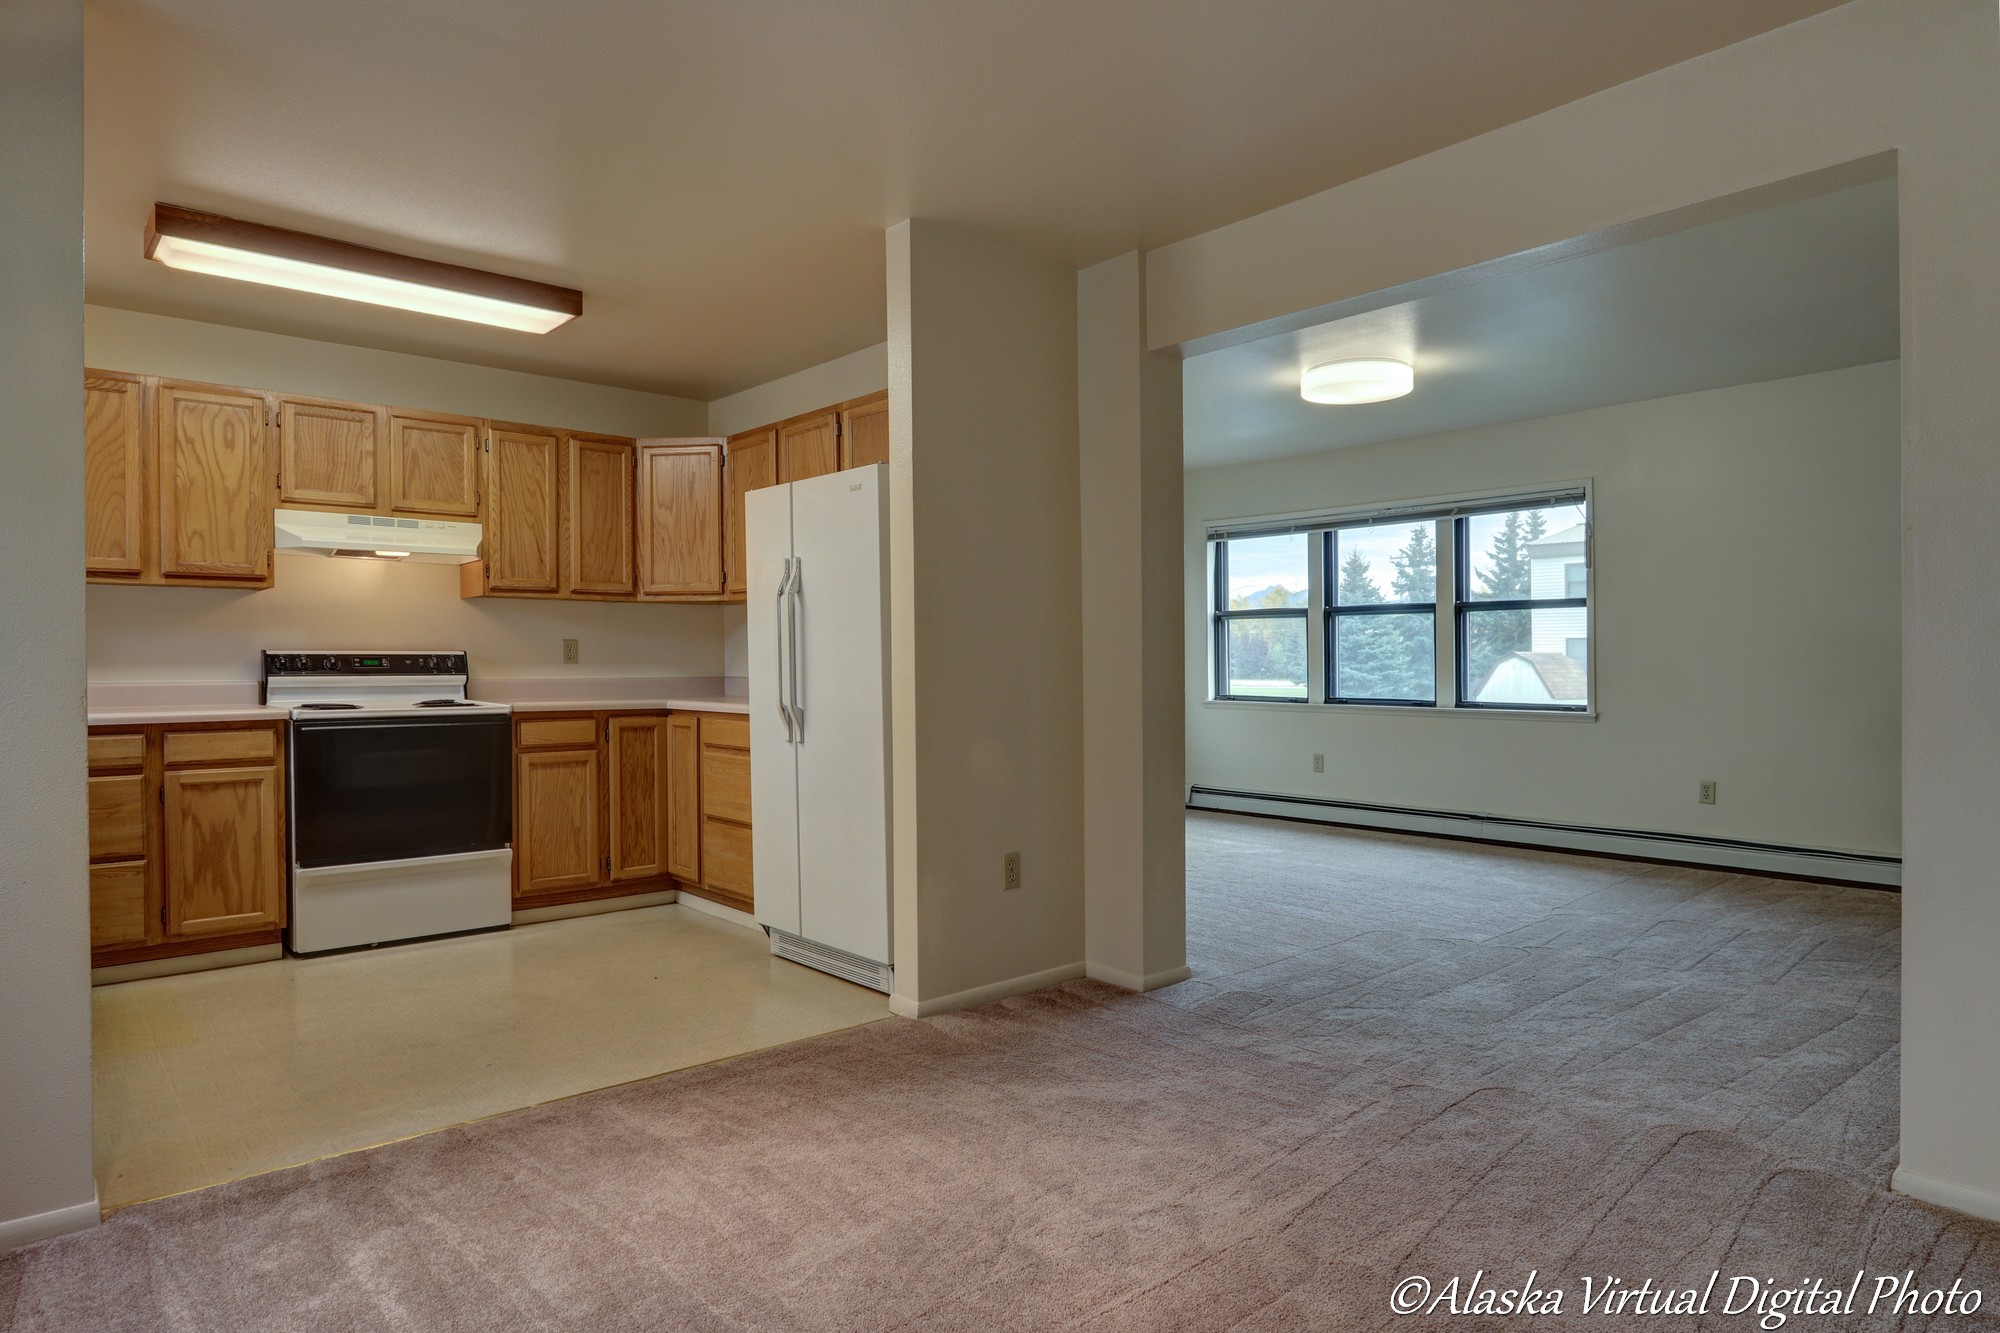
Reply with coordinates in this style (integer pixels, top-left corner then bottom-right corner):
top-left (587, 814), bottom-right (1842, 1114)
top-left (7, 812), bottom-right (1998, 1330)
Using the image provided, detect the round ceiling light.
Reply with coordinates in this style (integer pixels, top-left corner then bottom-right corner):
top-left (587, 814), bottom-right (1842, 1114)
top-left (1300, 358), bottom-right (1414, 405)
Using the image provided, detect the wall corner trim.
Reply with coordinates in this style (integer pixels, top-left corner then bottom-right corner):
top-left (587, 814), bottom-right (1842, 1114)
top-left (1085, 962), bottom-right (1193, 993)
top-left (0, 1196), bottom-right (101, 1254)
top-left (1891, 1167), bottom-right (2000, 1225)
top-left (888, 962), bottom-right (1086, 1018)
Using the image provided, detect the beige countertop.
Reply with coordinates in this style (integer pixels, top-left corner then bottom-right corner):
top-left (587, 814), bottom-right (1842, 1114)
top-left (88, 704), bottom-right (291, 726)
top-left (496, 695), bottom-right (750, 715)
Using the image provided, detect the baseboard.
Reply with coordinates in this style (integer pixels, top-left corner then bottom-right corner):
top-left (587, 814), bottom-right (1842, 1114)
top-left (671, 892), bottom-right (758, 932)
top-left (1892, 1167), bottom-right (2000, 1224)
top-left (1084, 961), bottom-right (1194, 993)
top-left (1188, 787), bottom-right (1902, 887)
top-left (511, 890), bottom-right (677, 926)
top-left (0, 1196), bottom-right (100, 1253)
top-left (888, 962), bottom-right (1087, 1018)
top-left (92, 942), bottom-right (282, 987)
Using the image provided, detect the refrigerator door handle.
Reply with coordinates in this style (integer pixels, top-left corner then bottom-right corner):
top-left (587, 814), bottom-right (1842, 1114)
top-left (789, 558), bottom-right (805, 742)
top-left (774, 557), bottom-right (795, 743)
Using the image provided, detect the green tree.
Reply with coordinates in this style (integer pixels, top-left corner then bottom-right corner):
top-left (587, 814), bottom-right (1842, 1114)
top-left (1333, 550), bottom-right (1414, 699)
top-left (1467, 509), bottom-right (1546, 694)
top-left (1389, 524), bottom-right (1436, 604)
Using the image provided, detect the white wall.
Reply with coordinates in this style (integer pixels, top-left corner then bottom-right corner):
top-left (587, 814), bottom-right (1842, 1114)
top-left (83, 307), bottom-right (724, 683)
top-left (87, 306), bottom-right (708, 438)
top-left (709, 342), bottom-right (891, 676)
top-left (888, 221), bottom-right (1083, 1012)
top-left (705, 342), bottom-right (887, 438)
top-left (1186, 362), bottom-right (1901, 855)
top-left (1, 0), bottom-right (99, 1249)
top-left (1140, 0), bottom-right (2000, 1216)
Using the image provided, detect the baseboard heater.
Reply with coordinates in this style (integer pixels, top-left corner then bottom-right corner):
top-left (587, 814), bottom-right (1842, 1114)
top-left (1187, 786), bottom-right (1902, 887)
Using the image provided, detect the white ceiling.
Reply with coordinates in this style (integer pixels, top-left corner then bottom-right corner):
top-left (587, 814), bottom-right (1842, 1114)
top-left (82, 0), bottom-right (1842, 400)
top-left (1181, 177), bottom-right (1899, 470)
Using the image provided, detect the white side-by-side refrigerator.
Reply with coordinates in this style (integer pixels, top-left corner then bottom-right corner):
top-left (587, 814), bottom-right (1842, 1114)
top-left (746, 464), bottom-right (894, 992)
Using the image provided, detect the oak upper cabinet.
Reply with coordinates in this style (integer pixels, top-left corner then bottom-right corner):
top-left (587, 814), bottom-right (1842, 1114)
top-left (779, 411), bottom-right (840, 484)
top-left (516, 744), bottom-right (603, 896)
top-left (564, 433), bottom-right (637, 597)
top-left (607, 716), bottom-right (669, 881)
top-left (389, 411), bottom-right (482, 519)
top-left (724, 427), bottom-right (778, 598)
top-left (480, 423), bottom-right (563, 595)
top-left (839, 392), bottom-right (890, 470)
top-left (637, 440), bottom-right (724, 599)
top-left (163, 763), bottom-right (284, 938)
top-left (155, 379), bottom-right (274, 585)
top-left (277, 395), bottom-right (382, 511)
top-left (84, 370), bottom-right (148, 579)
top-left (665, 713), bottom-right (702, 883)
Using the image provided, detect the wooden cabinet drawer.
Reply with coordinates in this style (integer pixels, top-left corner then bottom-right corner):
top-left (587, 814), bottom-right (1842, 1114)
top-left (518, 717), bottom-right (599, 748)
top-left (700, 745), bottom-right (751, 824)
top-left (701, 816), bottom-right (753, 901)
top-left (88, 733), bottom-right (146, 769)
top-left (163, 728), bottom-right (277, 767)
top-left (699, 713), bottom-right (748, 749)
top-left (90, 861), bottom-right (150, 950)
top-left (88, 774), bottom-right (147, 861)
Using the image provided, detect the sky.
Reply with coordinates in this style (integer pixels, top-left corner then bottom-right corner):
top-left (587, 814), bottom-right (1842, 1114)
top-left (1224, 503), bottom-right (1585, 605)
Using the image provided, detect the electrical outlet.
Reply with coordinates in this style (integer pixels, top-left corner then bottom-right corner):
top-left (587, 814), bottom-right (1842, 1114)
top-left (1698, 780), bottom-right (1717, 805)
top-left (1312, 753), bottom-right (1324, 774)
top-left (1003, 851), bottom-right (1022, 891)
top-left (562, 638), bottom-right (579, 665)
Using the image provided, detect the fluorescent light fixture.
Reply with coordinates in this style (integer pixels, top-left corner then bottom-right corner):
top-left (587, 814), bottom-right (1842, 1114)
top-left (371, 551), bottom-right (412, 560)
top-left (1301, 358), bottom-right (1414, 405)
top-left (145, 205), bottom-right (582, 335)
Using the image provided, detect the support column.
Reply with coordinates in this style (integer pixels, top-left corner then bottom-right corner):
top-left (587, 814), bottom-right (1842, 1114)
top-left (0, 0), bottom-right (99, 1250)
top-left (1078, 253), bottom-right (1189, 991)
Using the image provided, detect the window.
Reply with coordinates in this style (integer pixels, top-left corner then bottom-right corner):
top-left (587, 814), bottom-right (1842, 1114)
top-left (1457, 500), bottom-right (1590, 710)
top-left (1212, 532), bottom-right (1309, 700)
top-left (1208, 486), bottom-right (1590, 713)
top-left (1324, 519), bottom-right (1435, 704)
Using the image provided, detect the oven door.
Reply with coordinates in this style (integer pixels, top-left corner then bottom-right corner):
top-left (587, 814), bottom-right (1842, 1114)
top-left (291, 714), bottom-right (512, 869)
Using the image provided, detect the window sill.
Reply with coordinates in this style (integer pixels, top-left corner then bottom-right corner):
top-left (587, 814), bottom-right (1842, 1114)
top-left (1201, 698), bottom-right (1597, 721)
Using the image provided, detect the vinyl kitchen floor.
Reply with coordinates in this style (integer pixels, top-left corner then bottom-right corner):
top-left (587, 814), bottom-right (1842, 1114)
top-left (90, 903), bottom-right (890, 1210)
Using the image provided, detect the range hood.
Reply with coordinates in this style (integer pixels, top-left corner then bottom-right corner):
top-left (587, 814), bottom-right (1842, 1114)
top-left (274, 508), bottom-right (483, 563)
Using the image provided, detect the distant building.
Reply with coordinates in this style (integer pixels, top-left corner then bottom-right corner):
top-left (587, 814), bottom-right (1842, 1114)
top-left (1474, 651), bottom-right (1588, 705)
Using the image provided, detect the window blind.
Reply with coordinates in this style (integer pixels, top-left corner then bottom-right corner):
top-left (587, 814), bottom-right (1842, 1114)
top-left (1206, 486), bottom-right (1586, 543)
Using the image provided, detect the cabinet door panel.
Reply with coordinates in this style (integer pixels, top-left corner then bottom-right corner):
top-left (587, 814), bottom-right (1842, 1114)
top-left (485, 426), bottom-right (562, 593)
top-left (724, 428), bottom-right (777, 598)
top-left (637, 442), bottom-right (723, 598)
top-left (163, 765), bottom-right (283, 937)
top-left (700, 746), bottom-right (751, 825)
top-left (88, 773), bottom-right (147, 862)
top-left (390, 414), bottom-right (481, 518)
top-left (666, 714), bottom-right (701, 883)
top-left (565, 434), bottom-right (636, 596)
top-left (608, 717), bottom-right (668, 881)
top-left (701, 817), bottom-right (754, 906)
top-left (84, 371), bottom-right (147, 577)
top-left (779, 412), bottom-right (839, 484)
top-left (839, 394), bottom-right (889, 471)
top-left (91, 862), bottom-right (151, 950)
top-left (516, 748), bottom-right (602, 895)
top-left (157, 382), bottom-right (271, 582)
top-left (279, 397), bottom-right (380, 509)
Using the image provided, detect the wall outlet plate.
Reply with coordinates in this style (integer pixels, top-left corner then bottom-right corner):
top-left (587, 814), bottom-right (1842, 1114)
top-left (562, 638), bottom-right (579, 665)
top-left (1312, 753), bottom-right (1324, 773)
top-left (1003, 851), bottom-right (1022, 891)
top-left (1699, 780), bottom-right (1718, 805)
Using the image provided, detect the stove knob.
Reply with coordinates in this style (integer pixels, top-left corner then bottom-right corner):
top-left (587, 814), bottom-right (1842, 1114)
top-left (321, 656), bottom-right (337, 671)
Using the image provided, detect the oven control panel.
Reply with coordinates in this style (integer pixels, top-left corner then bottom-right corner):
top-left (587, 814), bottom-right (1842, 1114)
top-left (263, 651), bottom-right (469, 676)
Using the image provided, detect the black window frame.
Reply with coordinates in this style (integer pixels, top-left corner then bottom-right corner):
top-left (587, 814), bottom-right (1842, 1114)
top-left (1453, 510), bottom-right (1589, 713)
top-left (1322, 526), bottom-right (1436, 708)
top-left (1212, 536), bottom-right (1309, 702)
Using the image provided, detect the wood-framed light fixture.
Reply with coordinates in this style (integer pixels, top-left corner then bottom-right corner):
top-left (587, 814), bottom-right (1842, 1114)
top-left (144, 204), bottom-right (582, 334)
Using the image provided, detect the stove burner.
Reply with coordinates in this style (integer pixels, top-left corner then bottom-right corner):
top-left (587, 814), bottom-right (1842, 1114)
top-left (298, 703), bottom-right (362, 710)
top-left (415, 699), bottom-right (475, 708)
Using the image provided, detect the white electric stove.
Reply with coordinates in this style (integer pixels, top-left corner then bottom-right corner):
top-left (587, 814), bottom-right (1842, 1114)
top-left (265, 651), bottom-right (513, 954)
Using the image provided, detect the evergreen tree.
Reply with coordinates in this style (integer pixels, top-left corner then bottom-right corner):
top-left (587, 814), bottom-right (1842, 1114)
top-left (1389, 524), bottom-right (1436, 604)
top-left (1466, 508), bottom-right (1546, 694)
top-left (1333, 550), bottom-right (1405, 698)
top-left (1382, 524), bottom-right (1438, 700)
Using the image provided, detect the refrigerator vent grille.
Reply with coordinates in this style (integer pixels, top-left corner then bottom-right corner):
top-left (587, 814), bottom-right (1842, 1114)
top-left (770, 929), bottom-right (893, 993)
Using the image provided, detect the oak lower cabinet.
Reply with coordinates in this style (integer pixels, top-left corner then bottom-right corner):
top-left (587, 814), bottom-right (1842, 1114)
top-left (86, 722), bottom-right (287, 970)
top-left (512, 712), bottom-right (678, 907)
top-left (667, 711), bottom-right (754, 914)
